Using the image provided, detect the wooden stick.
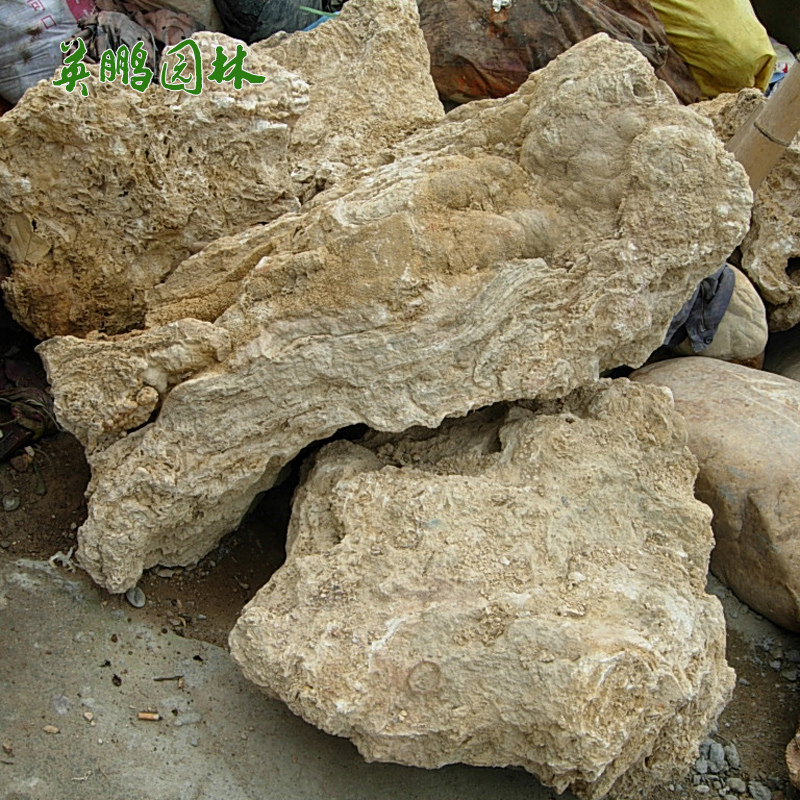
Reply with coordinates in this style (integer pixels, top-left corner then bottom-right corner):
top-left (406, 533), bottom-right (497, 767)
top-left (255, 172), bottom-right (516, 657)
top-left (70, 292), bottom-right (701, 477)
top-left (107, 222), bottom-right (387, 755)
top-left (727, 61), bottom-right (800, 192)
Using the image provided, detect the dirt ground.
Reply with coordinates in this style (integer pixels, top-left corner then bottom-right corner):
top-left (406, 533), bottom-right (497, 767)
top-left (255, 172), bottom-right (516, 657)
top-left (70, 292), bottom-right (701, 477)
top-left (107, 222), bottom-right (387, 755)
top-left (2, 324), bottom-right (800, 797)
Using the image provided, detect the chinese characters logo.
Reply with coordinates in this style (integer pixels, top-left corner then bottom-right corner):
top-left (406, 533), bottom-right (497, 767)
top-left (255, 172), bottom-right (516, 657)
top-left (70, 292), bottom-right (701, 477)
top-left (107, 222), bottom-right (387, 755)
top-left (52, 38), bottom-right (265, 96)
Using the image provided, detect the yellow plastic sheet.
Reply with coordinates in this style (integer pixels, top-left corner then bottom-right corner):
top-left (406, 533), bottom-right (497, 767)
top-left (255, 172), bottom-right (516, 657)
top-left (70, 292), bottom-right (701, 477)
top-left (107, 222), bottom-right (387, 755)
top-left (649, 0), bottom-right (776, 96)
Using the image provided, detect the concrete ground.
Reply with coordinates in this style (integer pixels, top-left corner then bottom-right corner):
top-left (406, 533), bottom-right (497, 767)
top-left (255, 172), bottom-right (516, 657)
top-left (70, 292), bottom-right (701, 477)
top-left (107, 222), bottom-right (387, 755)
top-left (3, 554), bottom-right (800, 800)
top-left (0, 557), bottom-right (557, 800)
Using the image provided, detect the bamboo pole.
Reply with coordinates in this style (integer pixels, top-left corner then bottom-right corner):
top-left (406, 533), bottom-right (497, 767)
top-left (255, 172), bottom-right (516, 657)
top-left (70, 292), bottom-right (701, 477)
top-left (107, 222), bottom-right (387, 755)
top-left (727, 60), bottom-right (800, 192)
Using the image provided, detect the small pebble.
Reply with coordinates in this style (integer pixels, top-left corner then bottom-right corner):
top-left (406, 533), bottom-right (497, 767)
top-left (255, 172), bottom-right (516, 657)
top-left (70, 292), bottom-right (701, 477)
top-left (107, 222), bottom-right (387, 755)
top-left (156, 568), bottom-right (175, 579)
top-left (2, 495), bottom-right (20, 512)
top-left (749, 781), bottom-right (772, 800)
top-left (738, 678), bottom-right (751, 686)
top-left (727, 778), bottom-right (747, 793)
top-left (125, 586), bottom-right (146, 608)
top-left (42, 725), bottom-right (59, 734)
top-left (785, 649), bottom-right (800, 663)
top-left (51, 694), bottom-right (71, 715)
top-left (770, 660), bottom-right (783, 671)
top-left (724, 744), bottom-right (741, 770)
top-left (781, 668), bottom-right (798, 682)
top-left (695, 787), bottom-right (711, 795)
top-left (708, 741), bottom-right (727, 773)
top-left (695, 758), bottom-right (710, 775)
top-left (9, 453), bottom-right (32, 472)
top-left (173, 711), bottom-right (203, 727)
top-left (0, 541), bottom-right (10, 550)
top-left (189, 735), bottom-right (199, 747)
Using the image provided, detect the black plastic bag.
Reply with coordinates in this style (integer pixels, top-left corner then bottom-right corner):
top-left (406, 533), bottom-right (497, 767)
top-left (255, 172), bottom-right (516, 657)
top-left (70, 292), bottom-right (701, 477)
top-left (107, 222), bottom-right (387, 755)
top-left (213, 0), bottom-right (326, 43)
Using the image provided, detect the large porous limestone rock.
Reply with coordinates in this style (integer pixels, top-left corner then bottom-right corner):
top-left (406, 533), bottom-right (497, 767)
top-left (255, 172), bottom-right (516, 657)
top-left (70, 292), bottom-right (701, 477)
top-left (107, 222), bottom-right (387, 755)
top-left (632, 358), bottom-right (800, 632)
top-left (39, 35), bottom-right (752, 593)
top-left (695, 90), bottom-right (800, 331)
top-left (230, 380), bottom-right (734, 799)
top-left (0, 0), bottom-right (442, 338)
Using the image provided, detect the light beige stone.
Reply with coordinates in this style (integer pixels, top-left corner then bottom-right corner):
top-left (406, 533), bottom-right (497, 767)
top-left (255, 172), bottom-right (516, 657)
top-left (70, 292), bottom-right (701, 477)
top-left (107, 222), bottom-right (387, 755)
top-left (0, 0), bottom-right (443, 339)
top-left (673, 266), bottom-right (768, 361)
top-left (257, 0), bottom-right (444, 201)
top-left (39, 35), bottom-right (752, 593)
top-left (631, 357), bottom-right (800, 632)
top-left (695, 90), bottom-right (800, 331)
top-left (230, 380), bottom-right (734, 799)
top-left (0, 33), bottom-right (307, 339)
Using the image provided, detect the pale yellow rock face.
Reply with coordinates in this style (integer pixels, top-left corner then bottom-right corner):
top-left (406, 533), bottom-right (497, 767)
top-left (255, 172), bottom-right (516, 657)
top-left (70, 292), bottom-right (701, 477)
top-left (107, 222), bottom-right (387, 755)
top-left (632, 358), bottom-right (800, 632)
top-left (230, 380), bottom-right (735, 799)
top-left (674, 266), bottom-right (768, 361)
top-left (36, 34), bottom-right (752, 594)
top-left (0, 0), bottom-right (443, 339)
top-left (695, 90), bottom-right (800, 332)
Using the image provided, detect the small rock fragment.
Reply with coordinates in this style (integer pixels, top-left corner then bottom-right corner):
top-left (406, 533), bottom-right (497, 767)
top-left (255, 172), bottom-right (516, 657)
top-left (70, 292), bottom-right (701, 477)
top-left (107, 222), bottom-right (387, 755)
top-left (51, 694), bottom-right (71, 715)
top-left (125, 586), bottom-right (146, 608)
top-left (724, 743), bottom-right (741, 770)
top-left (727, 777), bottom-right (747, 793)
top-left (173, 711), bottom-right (203, 727)
top-left (708, 741), bottom-right (727, 773)
top-left (749, 781), bottom-right (772, 800)
top-left (42, 725), bottom-right (59, 734)
top-left (9, 453), bottom-right (32, 472)
top-left (2, 495), bottom-right (20, 512)
top-left (2, 742), bottom-right (12, 754)
top-left (696, 758), bottom-right (710, 775)
top-left (137, 711), bottom-right (160, 721)
top-left (83, 711), bottom-right (94, 722)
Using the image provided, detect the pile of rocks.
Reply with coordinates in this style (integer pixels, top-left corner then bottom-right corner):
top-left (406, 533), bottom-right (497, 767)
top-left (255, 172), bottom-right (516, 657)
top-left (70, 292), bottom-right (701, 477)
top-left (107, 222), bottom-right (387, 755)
top-left (1, 0), bottom-right (800, 795)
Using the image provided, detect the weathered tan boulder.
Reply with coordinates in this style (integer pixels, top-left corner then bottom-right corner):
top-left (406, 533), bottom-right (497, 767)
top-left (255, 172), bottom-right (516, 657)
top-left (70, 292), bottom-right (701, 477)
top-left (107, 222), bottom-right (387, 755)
top-left (631, 357), bottom-right (800, 632)
top-left (672, 266), bottom-right (768, 363)
top-left (39, 35), bottom-right (752, 593)
top-left (230, 380), bottom-right (734, 799)
top-left (256, 0), bottom-right (444, 201)
top-left (0, 33), bottom-right (306, 339)
top-left (0, 0), bottom-right (443, 338)
top-left (695, 90), bottom-right (800, 331)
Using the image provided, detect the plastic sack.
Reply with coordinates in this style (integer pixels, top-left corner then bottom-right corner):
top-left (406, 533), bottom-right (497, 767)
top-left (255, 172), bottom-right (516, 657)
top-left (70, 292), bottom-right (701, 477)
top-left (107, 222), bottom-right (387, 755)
top-left (213, 0), bottom-right (325, 43)
top-left (418, 0), bottom-right (703, 105)
top-left (649, 0), bottom-right (776, 97)
top-left (751, 0), bottom-right (800, 55)
top-left (0, 0), bottom-right (97, 103)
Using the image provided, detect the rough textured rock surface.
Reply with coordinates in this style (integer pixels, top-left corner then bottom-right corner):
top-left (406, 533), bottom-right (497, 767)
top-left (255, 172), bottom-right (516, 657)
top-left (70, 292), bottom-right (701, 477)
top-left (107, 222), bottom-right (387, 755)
top-left (631, 358), bottom-right (800, 632)
top-left (39, 35), bottom-right (752, 593)
top-left (788, 728), bottom-right (800, 790)
top-left (256, 0), bottom-right (444, 202)
top-left (695, 90), bottom-right (800, 331)
top-left (230, 380), bottom-right (734, 799)
top-left (0, 33), bottom-right (306, 339)
top-left (0, 0), bottom-right (443, 338)
top-left (673, 266), bottom-right (768, 362)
